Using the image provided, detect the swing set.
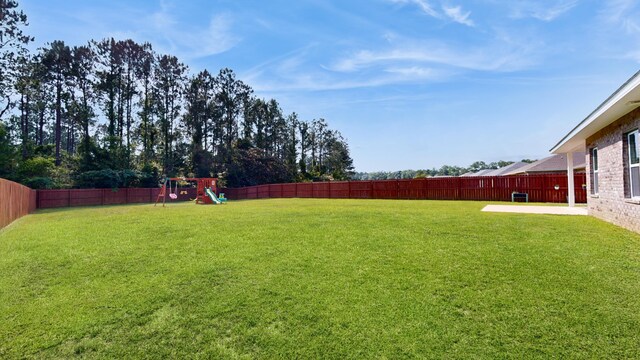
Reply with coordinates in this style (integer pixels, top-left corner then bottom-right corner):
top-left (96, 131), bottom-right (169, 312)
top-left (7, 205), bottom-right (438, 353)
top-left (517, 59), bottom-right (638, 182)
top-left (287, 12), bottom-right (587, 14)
top-left (154, 177), bottom-right (225, 207)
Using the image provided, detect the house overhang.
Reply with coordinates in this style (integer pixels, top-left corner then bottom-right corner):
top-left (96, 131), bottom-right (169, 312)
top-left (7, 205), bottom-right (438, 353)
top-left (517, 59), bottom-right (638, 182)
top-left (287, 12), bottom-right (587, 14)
top-left (550, 70), bottom-right (640, 154)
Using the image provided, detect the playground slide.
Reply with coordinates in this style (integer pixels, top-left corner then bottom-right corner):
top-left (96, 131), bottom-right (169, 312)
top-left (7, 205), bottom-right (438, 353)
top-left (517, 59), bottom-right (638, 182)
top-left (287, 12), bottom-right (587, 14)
top-left (204, 188), bottom-right (222, 204)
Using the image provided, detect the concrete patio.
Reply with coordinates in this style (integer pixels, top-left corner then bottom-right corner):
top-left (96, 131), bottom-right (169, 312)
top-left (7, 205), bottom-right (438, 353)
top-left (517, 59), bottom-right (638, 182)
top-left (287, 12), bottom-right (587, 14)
top-left (481, 205), bottom-right (588, 216)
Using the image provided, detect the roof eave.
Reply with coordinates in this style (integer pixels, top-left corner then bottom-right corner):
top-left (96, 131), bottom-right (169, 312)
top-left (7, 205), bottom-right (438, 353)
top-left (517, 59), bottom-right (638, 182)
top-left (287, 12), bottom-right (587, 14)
top-left (550, 70), bottom-right (640, 154)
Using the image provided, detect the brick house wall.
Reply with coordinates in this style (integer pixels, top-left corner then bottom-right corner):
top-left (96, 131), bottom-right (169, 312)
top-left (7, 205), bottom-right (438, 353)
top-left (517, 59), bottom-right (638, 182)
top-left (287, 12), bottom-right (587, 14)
top-left (585, 107), bottom-right (640, 233)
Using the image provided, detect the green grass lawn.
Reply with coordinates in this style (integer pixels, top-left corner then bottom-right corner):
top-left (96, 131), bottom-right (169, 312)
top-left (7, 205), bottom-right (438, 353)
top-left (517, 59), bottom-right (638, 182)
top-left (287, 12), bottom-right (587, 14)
top-left (1, 199), bottom-right (639, 358)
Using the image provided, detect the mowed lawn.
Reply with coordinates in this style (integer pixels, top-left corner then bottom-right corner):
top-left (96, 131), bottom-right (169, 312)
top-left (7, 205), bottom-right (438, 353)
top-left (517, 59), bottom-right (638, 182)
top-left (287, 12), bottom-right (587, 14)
top-left (1, 199), bottom-right (640, 358)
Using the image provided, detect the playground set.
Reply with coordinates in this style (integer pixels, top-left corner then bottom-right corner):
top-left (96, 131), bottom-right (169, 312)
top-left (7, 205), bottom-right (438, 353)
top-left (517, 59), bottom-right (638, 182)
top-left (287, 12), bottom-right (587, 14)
top-left (154, 177), bottom-right (226, 207)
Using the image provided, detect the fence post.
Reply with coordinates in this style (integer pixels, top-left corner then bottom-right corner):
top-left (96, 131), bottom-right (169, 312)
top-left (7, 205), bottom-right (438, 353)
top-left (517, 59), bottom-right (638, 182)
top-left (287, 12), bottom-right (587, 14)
top-left (422, 178), bottom-right (427, 200)
top-left (455, 177), bottom-right (461, 200)
top-left (395, 180), bottom-right (399, 199)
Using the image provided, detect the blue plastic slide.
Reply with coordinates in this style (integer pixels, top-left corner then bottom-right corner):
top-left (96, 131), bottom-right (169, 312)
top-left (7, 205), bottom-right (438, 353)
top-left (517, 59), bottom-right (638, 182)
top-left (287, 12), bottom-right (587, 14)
top-left (204, 188), bottom-right (222, 204)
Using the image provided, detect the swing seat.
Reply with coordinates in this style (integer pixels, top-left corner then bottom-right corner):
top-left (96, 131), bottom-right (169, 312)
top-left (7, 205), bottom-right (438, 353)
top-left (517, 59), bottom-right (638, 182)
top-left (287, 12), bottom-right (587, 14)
top-left (169, 193), bottom-right (178, 200)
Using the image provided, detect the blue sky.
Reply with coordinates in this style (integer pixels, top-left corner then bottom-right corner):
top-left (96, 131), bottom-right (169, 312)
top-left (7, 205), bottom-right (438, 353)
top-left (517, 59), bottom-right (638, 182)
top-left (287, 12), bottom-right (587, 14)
top-left (20, 0), bottom-right (640, 171)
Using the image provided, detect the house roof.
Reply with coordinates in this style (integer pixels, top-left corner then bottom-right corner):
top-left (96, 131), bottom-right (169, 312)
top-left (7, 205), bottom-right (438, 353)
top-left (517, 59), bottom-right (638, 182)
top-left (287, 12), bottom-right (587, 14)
top-left (477, 169), bottom-right (501, 176)
top-left (504, 153), bottom-right (586, 175)
top-left (481, 162), bottom-right (530, 176)
top-left (460, 162), bottom-right (530, 177)
top-left (470, 169), bottom-right (493, 176)
top-left (551, 70), bottom-right (640, 154)
top-left (460, 169), bottom-right (491, 177)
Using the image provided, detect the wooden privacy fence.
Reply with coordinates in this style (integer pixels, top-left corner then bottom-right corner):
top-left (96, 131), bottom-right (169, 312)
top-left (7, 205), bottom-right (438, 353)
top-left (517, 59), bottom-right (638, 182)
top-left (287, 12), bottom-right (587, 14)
top-left (37, 187), bottom-right (198, 209)
top-left (222, 174), bottom-right (588, 203)
top-left (0, 178), bottom-right (37, 228)
top-left (9, 173), bottom-right (588, 214)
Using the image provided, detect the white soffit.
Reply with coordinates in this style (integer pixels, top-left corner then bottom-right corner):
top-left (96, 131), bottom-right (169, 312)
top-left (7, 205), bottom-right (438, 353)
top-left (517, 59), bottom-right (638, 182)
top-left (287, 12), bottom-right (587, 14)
top-left (551, 70), bottom-right (640, 154)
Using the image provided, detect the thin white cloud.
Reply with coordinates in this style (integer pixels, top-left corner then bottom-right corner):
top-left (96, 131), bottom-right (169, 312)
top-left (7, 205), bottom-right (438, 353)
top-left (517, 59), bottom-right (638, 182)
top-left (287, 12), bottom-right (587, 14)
top-left (62, 1), bottom-right (240, 61)
top-left (198, 15), bottom-right (240, 57)
top-left (243, 48), bottom-right (448, 93)
top-left (601, 0), bottom-right (640, 34)
top-left (244, 45), bottom-right (317, 76)
top-left (245, 31), bottom-right (540, 93)
top-left (249, 70), bottom-right (445, 93)
top-left (509, 1), bottom-right (578, 22)
top-left (328, 40), bottom-right (536, 73)
top-left (146, 3), bottom-right (239, 59)
top-left (597, 0), bottom-right (640, 62)
top-left (385, 66), bottom-right (435, 77)
top-left (389, 0), bottom-right (474, 27)
top-left (413, 0), bottom-right (440, 18)
top-left (442, 5), bottom-right (474, 26)
top-left (533, 1), bottom-right (578, 21)
top-left (601, 0), bottom-right (635, 21)
top-left (390, 0), bottom-right (440, 18)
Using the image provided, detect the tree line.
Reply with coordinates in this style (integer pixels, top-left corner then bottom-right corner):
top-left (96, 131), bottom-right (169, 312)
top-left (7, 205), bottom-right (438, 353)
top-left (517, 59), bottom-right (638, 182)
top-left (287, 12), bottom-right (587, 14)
top-left (0, 1), bottom-right (354, 189)
top-left (352, 159), bottom-right (536, 180)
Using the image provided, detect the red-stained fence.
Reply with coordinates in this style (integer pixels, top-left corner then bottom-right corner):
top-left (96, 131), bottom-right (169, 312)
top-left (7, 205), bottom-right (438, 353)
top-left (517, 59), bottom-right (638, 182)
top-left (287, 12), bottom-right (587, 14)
top-left (0, 178), bottom-right (37, 228)
top-left (221, 174), bottom-right (587, 204)
top-left (29, 173), bottom-right (587, 211)
top-left (36, 187), bottom-right (197, 209)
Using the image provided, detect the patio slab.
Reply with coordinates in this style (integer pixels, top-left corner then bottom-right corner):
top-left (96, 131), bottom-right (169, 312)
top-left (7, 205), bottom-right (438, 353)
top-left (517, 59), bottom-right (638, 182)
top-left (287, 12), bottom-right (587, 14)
top-left (481, 205), bottom-right (588, 216)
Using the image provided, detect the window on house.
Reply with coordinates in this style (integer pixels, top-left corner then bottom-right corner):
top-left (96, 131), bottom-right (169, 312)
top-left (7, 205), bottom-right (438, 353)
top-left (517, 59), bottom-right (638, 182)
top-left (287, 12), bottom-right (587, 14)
top-left (591, 147), bottom-right (599, 195)
top-left (629, 130), bottom-right (640, 198)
